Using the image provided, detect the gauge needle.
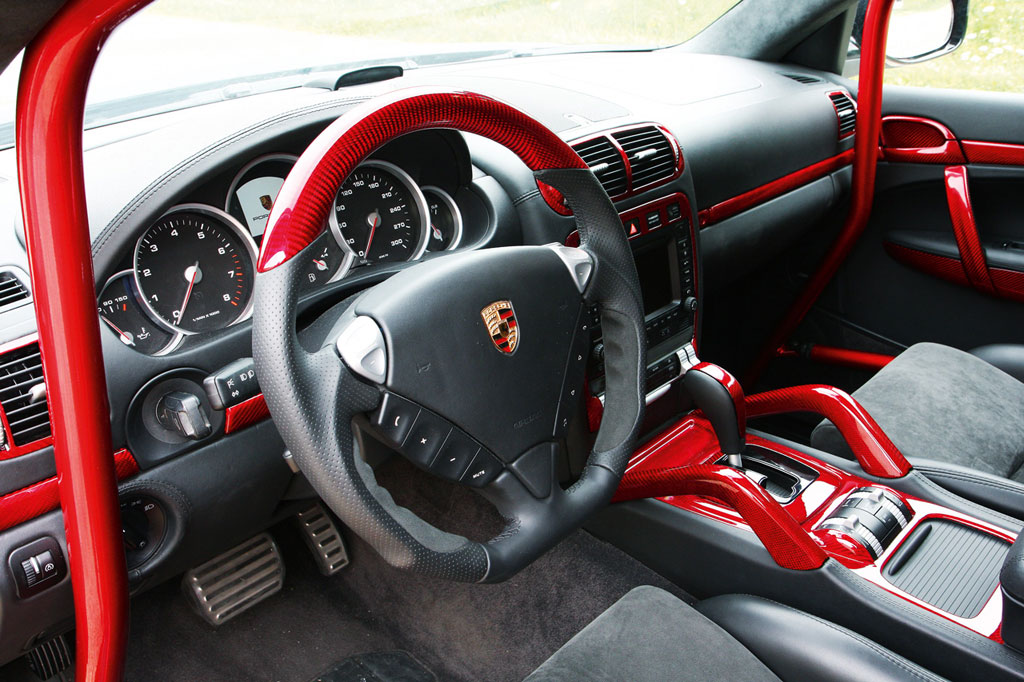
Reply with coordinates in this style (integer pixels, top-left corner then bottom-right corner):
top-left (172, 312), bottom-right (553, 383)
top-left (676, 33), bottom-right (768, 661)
top-left (176, 261), bottom-right (200, 324)
top-left (431, 224), bottom-right (443, 241)
top-left (365, 211), bottom-right (380, 257)
top-left (101, 316), bottom-right (135, 346)
top-left (312, 259), bottom-right (327, 271)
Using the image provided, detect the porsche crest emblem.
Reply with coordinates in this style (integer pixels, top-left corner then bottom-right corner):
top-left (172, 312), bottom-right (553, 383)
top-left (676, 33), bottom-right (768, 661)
top-left (481, 300), bottom-right (519, 354)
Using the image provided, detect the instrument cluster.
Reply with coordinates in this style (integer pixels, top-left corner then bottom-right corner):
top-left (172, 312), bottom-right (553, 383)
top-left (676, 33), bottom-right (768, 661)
top-left (97, 152), bottom-right (466, 355)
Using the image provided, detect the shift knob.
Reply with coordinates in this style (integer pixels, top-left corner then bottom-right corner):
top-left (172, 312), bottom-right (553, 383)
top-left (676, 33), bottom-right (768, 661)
top-left (684, 362), bottom-right (746, 466)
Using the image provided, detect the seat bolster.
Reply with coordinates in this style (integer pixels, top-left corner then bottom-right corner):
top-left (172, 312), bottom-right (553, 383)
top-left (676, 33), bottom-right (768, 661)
top-left (696, 594), bottom-right (945, 682)
top-left (971, 345), bottom-right (1024, 384)
top-left (911, 457), bottom-right (1024, 520)
top-left (524, 586), bottom-right (779, 682)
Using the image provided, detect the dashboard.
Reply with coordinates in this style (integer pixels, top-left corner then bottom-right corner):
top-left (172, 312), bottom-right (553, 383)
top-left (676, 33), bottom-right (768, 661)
top-left (0, 46), bottom-right (855, 666)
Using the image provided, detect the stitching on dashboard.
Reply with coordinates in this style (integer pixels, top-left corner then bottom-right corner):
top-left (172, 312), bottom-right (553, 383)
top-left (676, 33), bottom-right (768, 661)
top-left (91, 95), bottom-right (370, 257)
top-left (512, 188), bottom-right (540, 205)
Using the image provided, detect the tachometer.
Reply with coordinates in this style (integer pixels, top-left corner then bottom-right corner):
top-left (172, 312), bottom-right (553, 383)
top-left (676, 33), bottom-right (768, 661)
top-left (329, 161), bottom-right (428, 266)
top-left (134, 205), bottom-right (257, 335)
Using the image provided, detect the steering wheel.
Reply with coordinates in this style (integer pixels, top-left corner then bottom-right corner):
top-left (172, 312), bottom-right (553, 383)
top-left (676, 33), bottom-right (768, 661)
top-left (252, 88), bottom-right (645, 582)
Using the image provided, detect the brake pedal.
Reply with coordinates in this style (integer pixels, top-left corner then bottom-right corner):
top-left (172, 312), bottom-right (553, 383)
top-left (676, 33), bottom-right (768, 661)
top-left (25, 633), bottom-right (72, 680)
top-left (183, 532), bottom-right (284, 626)
top-left (295, 502), bottom-right (349, 576)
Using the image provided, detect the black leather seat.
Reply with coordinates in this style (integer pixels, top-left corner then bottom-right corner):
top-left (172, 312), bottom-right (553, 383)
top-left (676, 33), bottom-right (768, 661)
top-left (811, 343), bottom-right (1024, 518)
top-left (525, 586), bottom-right (943, 681)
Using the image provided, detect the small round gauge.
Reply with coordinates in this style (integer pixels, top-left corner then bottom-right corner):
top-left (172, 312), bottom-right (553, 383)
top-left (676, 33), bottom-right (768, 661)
top-left (134, 205), bottom-right (257, 335)
top-left (422, 186), bottom-right (463, 252)
top-left (98, 273), bottom-right (180, 355)
top-left (301, 230), bottom-right (352, 290)
top-left (329, 160), bottom-right (428, 266)
top-left (225, 154), bottom-right (298, 239)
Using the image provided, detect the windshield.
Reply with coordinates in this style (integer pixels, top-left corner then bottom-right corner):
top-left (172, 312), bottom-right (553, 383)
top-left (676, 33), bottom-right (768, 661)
top-left (0, 0), bottom-right (738, 148)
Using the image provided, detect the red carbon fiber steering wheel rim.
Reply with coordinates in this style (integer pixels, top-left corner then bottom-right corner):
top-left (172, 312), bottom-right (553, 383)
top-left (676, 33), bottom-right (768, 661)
top-left (257, 87), bottom-right (587, 271)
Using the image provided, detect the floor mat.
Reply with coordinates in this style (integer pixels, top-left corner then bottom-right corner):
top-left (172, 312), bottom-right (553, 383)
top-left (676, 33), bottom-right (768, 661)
top-left (310, 651), bottom-right (435, 682)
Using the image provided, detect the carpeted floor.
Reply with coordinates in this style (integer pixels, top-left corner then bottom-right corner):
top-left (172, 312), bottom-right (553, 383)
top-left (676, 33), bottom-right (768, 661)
top-left (119, 458), bottom-right (689, 682)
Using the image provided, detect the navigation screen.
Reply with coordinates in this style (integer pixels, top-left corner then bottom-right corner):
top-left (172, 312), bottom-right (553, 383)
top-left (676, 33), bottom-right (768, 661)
top-left (635, 242), bottom-right (674, 316)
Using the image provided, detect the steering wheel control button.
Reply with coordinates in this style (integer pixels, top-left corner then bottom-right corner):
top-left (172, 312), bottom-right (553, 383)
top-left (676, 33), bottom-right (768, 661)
top-left (554, 307), bottom-right (591, 436)
top-left (432, 430), bottom-right (480, 481)
top-left (203, 357), bottom-right (259, 410)
top-left (545, 244), bottom-right (594, 293)
top-left (510, 443), bottom-right (556, 498)
top-left (372, 393), bottom-right (420, 446)
top-left (9, 536), bottom-right (67, 599)
top-left (461, 450), bottom-right (502, 488)
top-left (402, 411), bottom-right (452, 467)
top-left (336, 315), bottom-right (388, 384)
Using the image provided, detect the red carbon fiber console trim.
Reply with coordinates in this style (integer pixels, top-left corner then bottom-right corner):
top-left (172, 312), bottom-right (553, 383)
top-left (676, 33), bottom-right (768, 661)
top-left (962, 140), bottom-right (1024, 166)
top-left (0, 449), bottom-right (139, 533)
top-left (697, 149), bottom-right (853, 227)
top-left (258, 88), bottom-right (587, 270)
top-left (945, 165), bottom-right (994, 293)
top-left (745, 385), bottom-right (911, 478)
top-left (880, 116), bottom-right (965, 164)
top-left (746, 0), bottom-right (897, 385)
top-left (17, 1), bottom-right (149, 677)
top-left (0, 333), bottom-right (53, 460)
top-left (225, 393), bottom-right (270, 434)
top-left (614, 462), bottom-right (827, 570)
top-left (776, 344), bottom-right (894, 372)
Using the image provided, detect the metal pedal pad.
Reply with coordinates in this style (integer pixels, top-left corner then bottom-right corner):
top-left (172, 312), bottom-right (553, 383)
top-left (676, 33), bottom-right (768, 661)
top-left (25, 633), bottom-right (72, 680)
top-left (295, 502), bottom-right (349, 576)
top-left (183, 532), bottom-right (284, 626)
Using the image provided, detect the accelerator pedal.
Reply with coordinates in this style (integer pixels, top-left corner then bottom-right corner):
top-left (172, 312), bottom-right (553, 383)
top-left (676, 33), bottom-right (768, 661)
top-left (25, 633), bottom-right (72, 680)
top-left (183, 532), bottom-right (284, 626)
top-left (295, 502), bottom-right (349, 576)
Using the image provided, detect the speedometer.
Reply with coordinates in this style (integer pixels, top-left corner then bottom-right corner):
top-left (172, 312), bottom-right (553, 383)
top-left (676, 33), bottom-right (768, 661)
top-left (329, 161), bottom-right (428, 266)
top-left (134, 204), bottom-right (257, 335)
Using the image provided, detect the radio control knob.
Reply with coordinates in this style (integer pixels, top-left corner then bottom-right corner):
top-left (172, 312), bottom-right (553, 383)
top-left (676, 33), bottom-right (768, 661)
top-left (591, 342), bottom-right (605, 363)
top-left (684, 297), bottom-right (698, 312)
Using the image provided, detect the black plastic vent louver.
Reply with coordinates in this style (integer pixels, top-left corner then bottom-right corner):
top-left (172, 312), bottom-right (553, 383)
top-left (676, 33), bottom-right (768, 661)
top-left (0, 270), bottom-right (30, 311)
top-left (829, 92), bottom-right (857, 139)
top-left (613, 126), bottom-right (677, 189)
top-left (0, 342), bottom-right (51, 447)
top-left (572, 136), bottom-right (627, 197)
top-left (783, 73), bottom-right (823, 84)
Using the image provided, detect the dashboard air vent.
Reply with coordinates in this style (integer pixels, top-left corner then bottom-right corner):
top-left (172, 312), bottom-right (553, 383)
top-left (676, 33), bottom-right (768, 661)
top-left (572, 136), bottom-right (627, 197)
top-left (613, 126), bottom-right (677, 189)
top-left (0, 269), bottom-right (30, 311)
top-left (783, 73), bottom-right (823, 84)
top-left (828, 91), bottom-right (857, 139)
top-left (0, 342), bottom-right (51, 447)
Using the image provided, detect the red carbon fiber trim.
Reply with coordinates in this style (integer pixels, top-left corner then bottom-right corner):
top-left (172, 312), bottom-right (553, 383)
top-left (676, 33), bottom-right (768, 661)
top-left (746, 0), bottom-right (896, 385)
top-left (945, 165), bottom-right (994, 293)
top-left (258, 89), bottom-right (587, 270)
top-left (614, 463), bottom-right (827, 570)
top-left (691, 361), bottom-right (745, 434)
top-left (745, 385), bottom-right (910, 478)
top-left (0, 333), bottom-right (54, 460)
top-left (885, 242), bottom-right (970, 286)
top-left (697, 149), bottom-right (853, 227)
top-left (990, 268), bottom-right (1024, 303)
top-left (777, 344), bottom-right (894, 372)
top-left (224, 394), bottom-right (271, 434)
top-left (880, 116), bottom-right (965, 164)
top-left (0, 449), bottom-right (138, 533)
top-left (962, 140), bottom-right (1024, 166)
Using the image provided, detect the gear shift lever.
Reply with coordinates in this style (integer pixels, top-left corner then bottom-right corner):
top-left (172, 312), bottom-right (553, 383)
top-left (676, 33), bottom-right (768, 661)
top-left (684, 362), bottom-right (746, 468)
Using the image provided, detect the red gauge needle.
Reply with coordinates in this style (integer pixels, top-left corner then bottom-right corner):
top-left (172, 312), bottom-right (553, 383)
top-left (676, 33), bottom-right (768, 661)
top-left (364, 211), bottom-right (380, 258)
top-left (101, 316), bottom-right (134, 346)
top-left (431, 224), bottom-right (442, 241)
top-left (176, 261), bottom-right (200, 324)
top-left (312, 259), bottom-right (327, 271)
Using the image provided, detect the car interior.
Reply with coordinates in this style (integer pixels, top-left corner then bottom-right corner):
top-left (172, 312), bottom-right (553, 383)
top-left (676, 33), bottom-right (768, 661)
top-left (5, 0), bottom-right (1024, 680)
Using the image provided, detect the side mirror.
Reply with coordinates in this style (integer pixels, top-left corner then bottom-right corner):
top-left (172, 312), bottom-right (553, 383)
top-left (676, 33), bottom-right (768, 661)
top-left (852, 0), bottom-right (969, 65)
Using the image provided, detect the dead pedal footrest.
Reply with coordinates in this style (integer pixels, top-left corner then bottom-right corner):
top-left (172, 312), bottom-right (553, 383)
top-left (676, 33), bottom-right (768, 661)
top-left (183, 532), bottom-right (284, 626)
top-left (296, 502), bottom-right (349, 576)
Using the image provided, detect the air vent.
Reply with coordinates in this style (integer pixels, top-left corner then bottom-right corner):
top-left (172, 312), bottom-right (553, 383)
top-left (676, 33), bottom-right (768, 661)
top-left (0, 342), bottom-right (51, 447)
top-left (571, 136), bottom-right (628, 197)
top-left (829, 91), bottom-right (857, 139)
top-left (613, 126), bottom-right (678, 190)
top-left (0, 269), bottom-right (30, 311)
top-left (783, 73), bottom-right (823, 84)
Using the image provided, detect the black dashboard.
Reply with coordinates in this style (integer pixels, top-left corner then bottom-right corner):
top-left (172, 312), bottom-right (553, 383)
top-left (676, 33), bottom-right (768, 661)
top-left (0, 46), bottom-right (855, 664)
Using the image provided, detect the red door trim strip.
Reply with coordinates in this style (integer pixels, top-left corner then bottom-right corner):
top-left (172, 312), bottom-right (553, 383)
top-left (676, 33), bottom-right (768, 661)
top-left (962, 140), bottom-right (1024, 166)
top-left (16, 1), bottom-right (152, 679)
